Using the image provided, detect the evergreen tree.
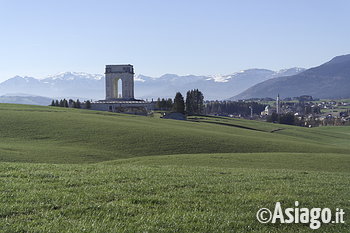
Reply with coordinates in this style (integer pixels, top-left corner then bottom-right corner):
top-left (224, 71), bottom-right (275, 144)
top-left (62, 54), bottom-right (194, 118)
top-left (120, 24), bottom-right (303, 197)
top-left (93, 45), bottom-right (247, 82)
top-left (166, 98), bottom-right (173, 110)
top-left (267, 112), bottom-right (278, 122)
top-left (161, 98), bottom-right (167, 110)
top-left (76, 99), bottom-right (81, 108)
top-left (55, 100), bottom-right (59, 106)
top-left (59, 99), bottom-right (64, 107)
top-left (155, 98), bottom-right (161, 109)
top-left (63, 99), bottom-right (68, 108)
top-left (50, 100), bottom-right (55, 106)
top-left (155, 98), bottom-right (173, 111)
top-left (278, 113), bottom-right (295, 125)
top-left (186, 90), bottom-right (194, 114)
top-left (196, 89), bottom-right (204, 114)
top-left (68, 99), bottom-right (74, 106)
top-left (172, 92), bottom-right (185, 114)
top-left (186, 89), bottom-right (204, 115)
top-left (86, 100), bottom-right (91, 109)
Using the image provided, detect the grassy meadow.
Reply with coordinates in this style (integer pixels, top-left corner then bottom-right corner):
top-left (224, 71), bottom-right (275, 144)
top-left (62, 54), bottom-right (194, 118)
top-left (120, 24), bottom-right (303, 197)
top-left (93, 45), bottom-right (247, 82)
top-left (0, 104), bottom-right (349, 232)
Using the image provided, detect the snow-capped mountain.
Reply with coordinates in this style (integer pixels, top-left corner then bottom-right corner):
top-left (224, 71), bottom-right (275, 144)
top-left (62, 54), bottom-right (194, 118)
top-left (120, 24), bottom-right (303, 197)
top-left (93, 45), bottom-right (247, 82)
top-left (134, 68), bottom-right (305, 100)
top-left (0, 68), bottom-right (305, 101)
top-left (0, 72), bottom-right (105, 100)
top-left (42, 72), bottom-right (103, 81)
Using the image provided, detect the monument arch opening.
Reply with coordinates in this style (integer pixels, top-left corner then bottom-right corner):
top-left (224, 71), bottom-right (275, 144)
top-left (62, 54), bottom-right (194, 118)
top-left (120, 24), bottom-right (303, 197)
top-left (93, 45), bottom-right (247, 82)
top-left (117, 79), bottom-right (122, 98)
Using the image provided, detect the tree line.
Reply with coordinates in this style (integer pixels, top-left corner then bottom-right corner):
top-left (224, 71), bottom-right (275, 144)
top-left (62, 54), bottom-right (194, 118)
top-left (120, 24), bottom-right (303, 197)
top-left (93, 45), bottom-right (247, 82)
top-left (50, 99), bottom-right (91, 109)
top-left (204, 101), bottom-right (266, 116)
top-left (267, 112), bottom-right (295, 125)
top-left (155, 89), bottom-right (204, 115)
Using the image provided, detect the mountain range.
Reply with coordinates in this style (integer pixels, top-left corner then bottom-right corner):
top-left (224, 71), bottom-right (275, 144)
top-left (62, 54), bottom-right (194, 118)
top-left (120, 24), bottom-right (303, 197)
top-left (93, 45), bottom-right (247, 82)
top-left (231, 54), bottom-right (350, 100)
top-left (1, 54), bottom-right (349, 105)
top-left (0, 72), bottom-right (105, 101)
top-left (136, 68), bottom-right (304, 100)
top-left (0, 68), bottom-right (304, 104)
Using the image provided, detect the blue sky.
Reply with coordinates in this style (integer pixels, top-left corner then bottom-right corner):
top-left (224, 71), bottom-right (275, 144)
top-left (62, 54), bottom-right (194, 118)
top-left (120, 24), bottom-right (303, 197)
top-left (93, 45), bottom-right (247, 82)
top-left (0, 0), bottom-right (349, 80)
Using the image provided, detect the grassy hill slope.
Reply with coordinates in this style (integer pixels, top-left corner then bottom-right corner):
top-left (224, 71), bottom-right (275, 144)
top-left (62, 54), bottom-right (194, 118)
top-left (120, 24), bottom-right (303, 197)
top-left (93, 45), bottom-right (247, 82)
top-left (0, 104), bottom-right (349, 163)
top-left (1, 153), bottom-right (349, 232)
top-left (0, 104), bottom-right (349, 232)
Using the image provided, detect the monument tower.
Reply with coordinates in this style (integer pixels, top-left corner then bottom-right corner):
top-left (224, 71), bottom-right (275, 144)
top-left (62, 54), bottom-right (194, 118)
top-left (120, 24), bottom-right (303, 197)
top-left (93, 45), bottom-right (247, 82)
top-left (88, 64), bottom-right (155, 114)
top-left (105, 64), bottom-right (134, 100)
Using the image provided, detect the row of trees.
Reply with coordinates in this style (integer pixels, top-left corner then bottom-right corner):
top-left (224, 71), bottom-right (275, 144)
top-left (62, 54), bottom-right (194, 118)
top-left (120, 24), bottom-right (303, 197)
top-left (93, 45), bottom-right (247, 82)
top-left (204, 101), bottom-right (266, 116)
top-left (186, 89), bottom-right (204, 115)
top-left (50, 99), bottom-right (91, 109)
top-left (155, 98), bottom-right (173, 110)
top-left (268, 112), bottom-right (350, 127)
top-left (155, 91), bottom-right (268, 116)
top-left (155, 89), bottom-right (204, 115)
top-left (172, 92), bottom-right (185, 113)
top-left (267, 112), bottom-right (295, 125)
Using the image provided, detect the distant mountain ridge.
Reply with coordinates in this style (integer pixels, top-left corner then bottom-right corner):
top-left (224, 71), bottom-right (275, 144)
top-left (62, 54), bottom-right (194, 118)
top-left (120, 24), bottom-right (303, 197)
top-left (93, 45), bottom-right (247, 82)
top-left (0, 94), bottom-right (52, 106)
top-left (0, 72), bottom-right (105, 100)
top-left (231, 54), bottom-right (350, 100)
top-left (135, 68), bottom-right (305, 100)
top-left (0, 68), bottom-right (304, 101)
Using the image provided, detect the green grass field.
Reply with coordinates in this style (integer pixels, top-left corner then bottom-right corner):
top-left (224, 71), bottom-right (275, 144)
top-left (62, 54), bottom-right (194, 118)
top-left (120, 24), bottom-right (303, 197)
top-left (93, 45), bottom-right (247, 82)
top-left (0, 104), bottom-right (349, 232)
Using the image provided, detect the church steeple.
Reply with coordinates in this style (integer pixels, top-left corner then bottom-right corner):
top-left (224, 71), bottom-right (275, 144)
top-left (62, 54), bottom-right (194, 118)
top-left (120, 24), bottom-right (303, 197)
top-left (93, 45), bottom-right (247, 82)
top-left (276, 94), bottom-right (280, 114)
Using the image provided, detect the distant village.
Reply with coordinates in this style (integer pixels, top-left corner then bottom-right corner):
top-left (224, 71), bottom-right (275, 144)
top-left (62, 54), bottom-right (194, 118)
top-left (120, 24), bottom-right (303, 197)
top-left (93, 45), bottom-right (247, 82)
top-left (210, 95), bottom-right (350, 127)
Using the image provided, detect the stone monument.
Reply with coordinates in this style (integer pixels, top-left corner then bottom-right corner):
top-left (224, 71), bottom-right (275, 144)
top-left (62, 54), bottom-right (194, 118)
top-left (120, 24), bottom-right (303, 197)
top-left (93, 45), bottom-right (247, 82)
top-left (86, 64), bottom-right (155, 114)
top-left (105, 64), bottom-right (134, 100)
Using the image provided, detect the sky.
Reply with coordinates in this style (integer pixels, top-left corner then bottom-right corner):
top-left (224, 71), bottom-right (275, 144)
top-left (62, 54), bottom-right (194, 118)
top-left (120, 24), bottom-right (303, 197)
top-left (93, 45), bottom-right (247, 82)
top-left (0, 0), bottom-right (349, 81)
